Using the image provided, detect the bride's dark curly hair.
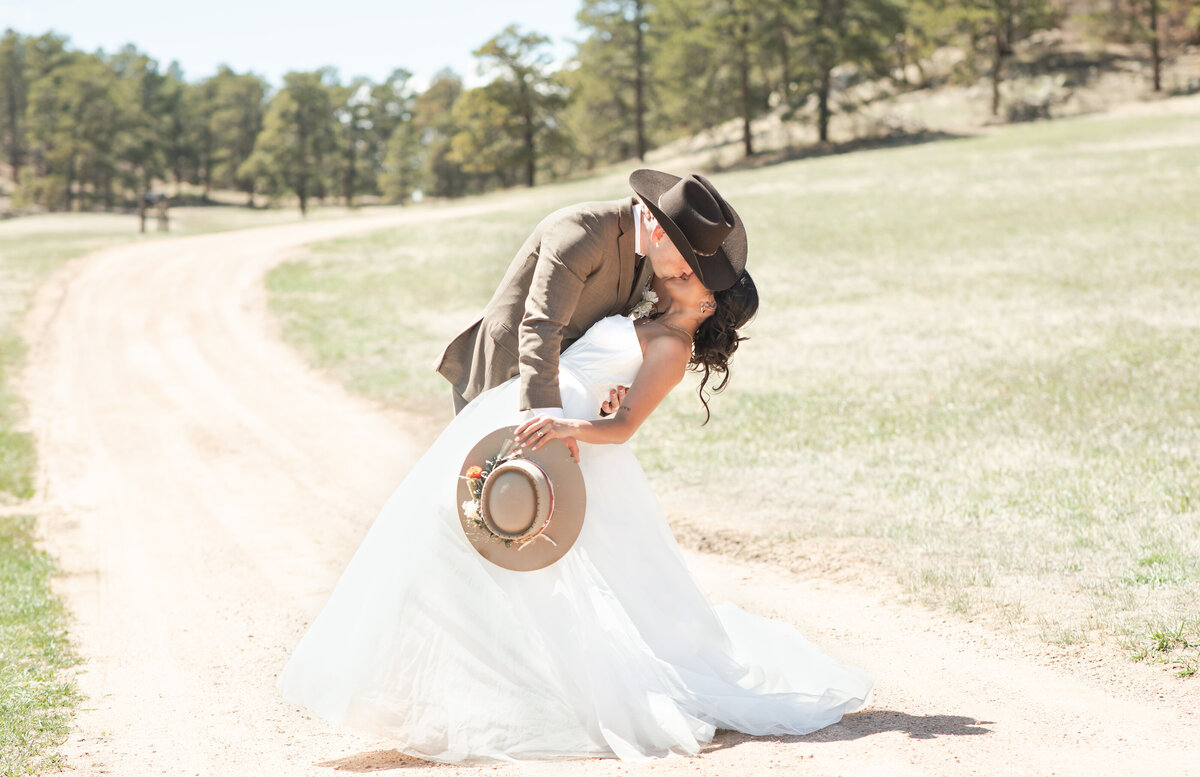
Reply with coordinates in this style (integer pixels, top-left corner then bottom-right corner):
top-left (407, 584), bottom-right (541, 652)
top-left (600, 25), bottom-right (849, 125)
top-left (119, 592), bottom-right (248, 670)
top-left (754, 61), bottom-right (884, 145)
top-left (688, 270), bottom-right (759, 424)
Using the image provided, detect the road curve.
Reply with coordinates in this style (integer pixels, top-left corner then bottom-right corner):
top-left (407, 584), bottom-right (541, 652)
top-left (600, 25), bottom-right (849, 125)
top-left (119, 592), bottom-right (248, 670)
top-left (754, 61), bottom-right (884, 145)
top-left (22, 208), bottom-right (1199, 776)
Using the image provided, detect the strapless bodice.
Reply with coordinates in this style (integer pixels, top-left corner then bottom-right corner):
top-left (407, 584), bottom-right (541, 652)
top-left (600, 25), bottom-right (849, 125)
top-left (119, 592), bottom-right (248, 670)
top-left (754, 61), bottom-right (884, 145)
top-left (559, 315), bottom-right (643, 418)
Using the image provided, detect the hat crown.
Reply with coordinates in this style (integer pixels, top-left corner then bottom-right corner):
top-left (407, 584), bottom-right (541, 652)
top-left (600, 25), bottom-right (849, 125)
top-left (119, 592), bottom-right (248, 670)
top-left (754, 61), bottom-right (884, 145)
top-left (480, 458), bottom-right (552, 539)
top-left (657, 175), bottom-right (736, 257)
top-left (457, 426), bottom-right (586, 572)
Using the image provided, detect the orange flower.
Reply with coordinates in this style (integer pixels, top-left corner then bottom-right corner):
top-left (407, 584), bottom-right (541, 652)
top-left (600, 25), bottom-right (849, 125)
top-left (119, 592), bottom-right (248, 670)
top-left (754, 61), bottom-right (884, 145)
top-left (465, 465), bottom-right (483, 479)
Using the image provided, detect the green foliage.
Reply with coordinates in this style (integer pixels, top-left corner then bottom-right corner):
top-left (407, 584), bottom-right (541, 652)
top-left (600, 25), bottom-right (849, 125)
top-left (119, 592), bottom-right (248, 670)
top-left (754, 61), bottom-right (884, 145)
top-left (413, 69), bottom-right (475, 199)
top-left (368, 68), bottom-right (419, 202)
top-left (934, 0), bottom-right (1061, 114)
top-left (564, 0), bottom-right (654, 165)
top-left (380, 117), bottom-right (422, 203)
top-left (4, 3), bottom-right (1191, 205)
top-left (803, 0), bottom-right (907, 140)
top-left (652, 0), bottom-right (776, 145)
top-left (449, 25), bottom-right (570, 188)
top-left (241, 69), bottom-right (338, 214)
top-left (1083, 0), bottom-right (1200, 48)
top-left (205, 67), bottom-right (268, 201)
top-left (24, 50), bottom-right (119, 210)
top-left (0, 30), bottom-right (29, 182)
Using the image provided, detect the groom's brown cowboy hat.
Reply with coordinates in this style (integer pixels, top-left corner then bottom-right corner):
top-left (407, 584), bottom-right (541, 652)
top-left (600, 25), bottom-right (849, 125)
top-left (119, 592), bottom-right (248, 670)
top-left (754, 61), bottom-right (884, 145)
top-left (629, 169), bottom-right (748, 291)
top-left (456, 426), bottom-right (586, 572)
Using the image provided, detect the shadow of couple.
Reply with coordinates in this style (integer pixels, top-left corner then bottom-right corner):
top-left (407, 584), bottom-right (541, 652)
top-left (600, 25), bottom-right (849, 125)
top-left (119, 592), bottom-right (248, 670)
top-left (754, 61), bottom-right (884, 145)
top-left (315, 710), bottom-right (992, 771)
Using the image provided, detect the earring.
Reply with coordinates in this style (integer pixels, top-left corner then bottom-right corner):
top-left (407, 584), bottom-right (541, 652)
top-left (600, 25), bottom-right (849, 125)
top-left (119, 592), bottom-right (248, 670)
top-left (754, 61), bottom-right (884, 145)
top-left (700, 300), bottom-right (716, 314)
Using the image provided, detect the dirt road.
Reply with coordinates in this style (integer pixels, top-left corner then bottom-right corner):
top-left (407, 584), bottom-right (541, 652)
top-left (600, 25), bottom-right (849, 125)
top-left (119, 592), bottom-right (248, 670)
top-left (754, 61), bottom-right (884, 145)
top-left (23, 208), bottom-right (1197, 776)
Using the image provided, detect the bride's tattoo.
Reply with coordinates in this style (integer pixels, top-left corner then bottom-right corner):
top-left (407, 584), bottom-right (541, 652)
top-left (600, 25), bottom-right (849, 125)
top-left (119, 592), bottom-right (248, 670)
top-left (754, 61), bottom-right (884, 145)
top-left (619, 405), bottom-right (632, 413)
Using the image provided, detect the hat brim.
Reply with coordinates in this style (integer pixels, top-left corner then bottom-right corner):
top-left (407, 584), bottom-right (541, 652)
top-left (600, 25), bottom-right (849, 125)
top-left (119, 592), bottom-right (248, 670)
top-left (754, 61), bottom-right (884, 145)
top-left (456, 426), bottom-right (586, 572)
top-left (629, 169), bottom-right (747, 291)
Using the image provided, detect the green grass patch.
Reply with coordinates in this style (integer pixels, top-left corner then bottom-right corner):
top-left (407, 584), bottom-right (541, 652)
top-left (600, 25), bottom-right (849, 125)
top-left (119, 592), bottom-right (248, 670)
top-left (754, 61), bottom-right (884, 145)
top-left (0, 515), bottom-right (81, 776)
top-left (267, 101), bottom-right (1200, 671)
top-left (1125, 618), bottom-right (1200, 677)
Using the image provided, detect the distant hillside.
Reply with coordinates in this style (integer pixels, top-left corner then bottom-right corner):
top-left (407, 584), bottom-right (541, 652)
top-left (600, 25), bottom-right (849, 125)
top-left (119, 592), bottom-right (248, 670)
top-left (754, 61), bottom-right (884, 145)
top-left (644, 33), bottom-right (1200, 172)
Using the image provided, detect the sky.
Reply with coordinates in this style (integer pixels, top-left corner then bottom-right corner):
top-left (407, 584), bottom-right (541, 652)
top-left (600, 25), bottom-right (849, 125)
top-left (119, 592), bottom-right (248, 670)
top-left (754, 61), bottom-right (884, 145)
top-left (1, 0), bottom-right (584, 89)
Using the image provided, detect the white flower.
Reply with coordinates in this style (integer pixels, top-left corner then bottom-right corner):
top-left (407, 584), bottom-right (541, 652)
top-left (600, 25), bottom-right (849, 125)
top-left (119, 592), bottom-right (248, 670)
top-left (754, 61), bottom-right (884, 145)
top-left (629, 286), bottom-right (659, 320)
top-left (462, 499), bottom-right (481, 520)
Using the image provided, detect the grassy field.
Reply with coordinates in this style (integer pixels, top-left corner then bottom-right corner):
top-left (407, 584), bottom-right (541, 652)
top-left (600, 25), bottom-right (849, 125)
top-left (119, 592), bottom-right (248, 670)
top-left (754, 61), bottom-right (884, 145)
top-left (0, 203), bottom-right (353, 775)
top-left (268, 96), bottom-right (1200, 675)
top-left (0, 515), bottom-right (79, 776)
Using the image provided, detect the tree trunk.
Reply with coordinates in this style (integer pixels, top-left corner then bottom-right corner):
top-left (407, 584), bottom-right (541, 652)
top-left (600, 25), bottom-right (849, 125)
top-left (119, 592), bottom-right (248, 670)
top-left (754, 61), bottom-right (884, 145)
top-left (65, 152), bottom-right (75, 212)
top-left (815, 0), bottom-right (840, 143)
top-left (993, 31), bottom-right (1003, 116)
top-left (634, 0), bottom-right (647, 161)
top-left (345, 131), bottom-right (357, 207)
top-left (779, 25), bottom-right (792, 107)
top-left (740, 13), bottom-right (754, 157)
top-left (4, 74), bottom-right (19, 183)
top-left (1150, 0), bottom-right (1162, 92)
top-left (991, 44), bottom-right (1003, 116)
top-left (523, 85), bottom-right (536, 187)
top-left (297, 118), bottom-right (310, 215)
top-left (817, 67), bottom-right (832, 142)
top-left (992, 3), bottom-right (1015, 117)
top-left (524, 120), bottom-right (536, 187)
top-left (203, 148), bottom-right (213, 201)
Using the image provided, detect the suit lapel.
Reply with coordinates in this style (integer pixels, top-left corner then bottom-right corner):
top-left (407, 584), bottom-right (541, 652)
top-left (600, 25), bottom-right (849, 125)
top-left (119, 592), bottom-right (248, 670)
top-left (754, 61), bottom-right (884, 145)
top-left (626, 256), bottom-right (653, 313)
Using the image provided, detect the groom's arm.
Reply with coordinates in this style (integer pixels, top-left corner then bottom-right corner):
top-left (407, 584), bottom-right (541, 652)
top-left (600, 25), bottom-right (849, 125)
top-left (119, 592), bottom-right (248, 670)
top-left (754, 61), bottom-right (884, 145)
top-left (518, 211), bottom-right (604, 411)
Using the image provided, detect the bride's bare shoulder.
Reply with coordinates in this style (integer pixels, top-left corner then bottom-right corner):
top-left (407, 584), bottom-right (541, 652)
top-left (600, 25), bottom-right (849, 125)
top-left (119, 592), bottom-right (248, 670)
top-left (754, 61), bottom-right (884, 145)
top-left (632, 320), bottom-right (691, 371)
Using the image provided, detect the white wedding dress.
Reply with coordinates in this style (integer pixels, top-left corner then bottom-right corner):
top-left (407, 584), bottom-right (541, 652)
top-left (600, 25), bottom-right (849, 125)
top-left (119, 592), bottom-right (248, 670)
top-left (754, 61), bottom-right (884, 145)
top-left (277, 314), bottom-right (872, 762)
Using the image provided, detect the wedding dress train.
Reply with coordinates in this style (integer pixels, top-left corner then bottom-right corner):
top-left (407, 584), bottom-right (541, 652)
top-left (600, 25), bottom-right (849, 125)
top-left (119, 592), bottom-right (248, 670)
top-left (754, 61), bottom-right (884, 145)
top-left (277, 314), bottom-right (872, 762)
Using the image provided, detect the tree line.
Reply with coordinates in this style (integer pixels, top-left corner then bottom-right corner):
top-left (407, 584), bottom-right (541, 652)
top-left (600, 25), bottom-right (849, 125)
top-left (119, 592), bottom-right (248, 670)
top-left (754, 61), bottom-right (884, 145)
top-left (1, 0), bottom-right (1196, 214)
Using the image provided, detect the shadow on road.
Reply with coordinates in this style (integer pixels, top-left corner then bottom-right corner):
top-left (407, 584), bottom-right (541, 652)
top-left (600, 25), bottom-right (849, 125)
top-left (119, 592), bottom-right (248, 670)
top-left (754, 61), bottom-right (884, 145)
top-left (317, 748), bottom-right (450, 771)
top-left (317, 711), bottom-right (993, 769)
top-left (704, 709), bottom-right (993, 753)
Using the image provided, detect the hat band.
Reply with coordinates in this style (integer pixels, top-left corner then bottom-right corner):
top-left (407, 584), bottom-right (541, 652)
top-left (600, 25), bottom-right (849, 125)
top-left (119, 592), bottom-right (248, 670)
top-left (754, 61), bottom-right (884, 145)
top-left (515, 459), bottom-right (556, 551)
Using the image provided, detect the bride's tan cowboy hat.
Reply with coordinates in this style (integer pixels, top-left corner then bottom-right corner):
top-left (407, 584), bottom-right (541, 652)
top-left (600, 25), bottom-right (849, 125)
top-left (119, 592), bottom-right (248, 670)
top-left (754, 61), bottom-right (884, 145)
top-left (629, 169), bottom-right (748, 292)
top-left (456, 426), bottom-right (586, 571)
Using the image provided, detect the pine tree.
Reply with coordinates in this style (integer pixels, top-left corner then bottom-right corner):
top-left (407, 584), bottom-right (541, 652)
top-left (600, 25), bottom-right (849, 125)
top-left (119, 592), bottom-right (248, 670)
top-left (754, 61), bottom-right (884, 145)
top-left (241, 69), bottom-right (337, 215)
top-left (567, 0), bottom-right (654, 166)
top-left (459, 25), bottom-right (567, 188)
top-left (0, 30), bottom-right (28, 183)
top-left (413, 69), bottom-right (471, 198)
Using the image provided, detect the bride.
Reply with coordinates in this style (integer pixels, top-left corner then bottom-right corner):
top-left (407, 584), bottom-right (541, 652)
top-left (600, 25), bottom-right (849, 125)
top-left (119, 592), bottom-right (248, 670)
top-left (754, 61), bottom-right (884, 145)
top-left (277, 257), bottom-right (873, 764)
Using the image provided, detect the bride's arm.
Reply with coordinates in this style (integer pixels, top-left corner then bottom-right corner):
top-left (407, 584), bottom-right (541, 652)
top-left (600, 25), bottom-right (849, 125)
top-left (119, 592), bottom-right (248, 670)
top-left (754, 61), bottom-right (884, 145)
top-left (514, 334), bottom-right (691, 451)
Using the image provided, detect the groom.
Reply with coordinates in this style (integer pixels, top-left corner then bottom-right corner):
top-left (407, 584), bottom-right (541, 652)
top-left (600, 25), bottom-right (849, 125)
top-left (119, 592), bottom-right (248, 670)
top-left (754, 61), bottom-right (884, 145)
top-left (435, 169), bottom-right (748, 439)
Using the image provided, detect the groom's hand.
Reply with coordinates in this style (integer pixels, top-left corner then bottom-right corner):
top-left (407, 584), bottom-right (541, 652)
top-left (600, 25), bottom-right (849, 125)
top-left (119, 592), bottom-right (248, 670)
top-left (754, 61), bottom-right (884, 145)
top-left (600, 386), bottom-right (629, 417)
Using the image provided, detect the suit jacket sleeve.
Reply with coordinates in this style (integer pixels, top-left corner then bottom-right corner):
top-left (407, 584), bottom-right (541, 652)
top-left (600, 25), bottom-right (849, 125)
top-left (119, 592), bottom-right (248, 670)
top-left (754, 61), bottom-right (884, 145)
top-left (518, 212), bottom-right (604, 411)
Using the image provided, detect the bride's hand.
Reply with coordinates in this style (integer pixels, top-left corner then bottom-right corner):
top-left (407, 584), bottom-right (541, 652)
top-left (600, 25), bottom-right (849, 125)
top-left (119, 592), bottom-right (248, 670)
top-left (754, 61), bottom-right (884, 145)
top-left (600, 385), bottom-right (628, 417)
top-left (514, 414), bottom-right (581, 463)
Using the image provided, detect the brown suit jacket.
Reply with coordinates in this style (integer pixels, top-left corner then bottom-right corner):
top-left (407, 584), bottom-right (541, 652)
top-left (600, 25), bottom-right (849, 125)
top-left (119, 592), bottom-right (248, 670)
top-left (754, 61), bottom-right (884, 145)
top-left (435, 197), bottom-right (652, 410)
